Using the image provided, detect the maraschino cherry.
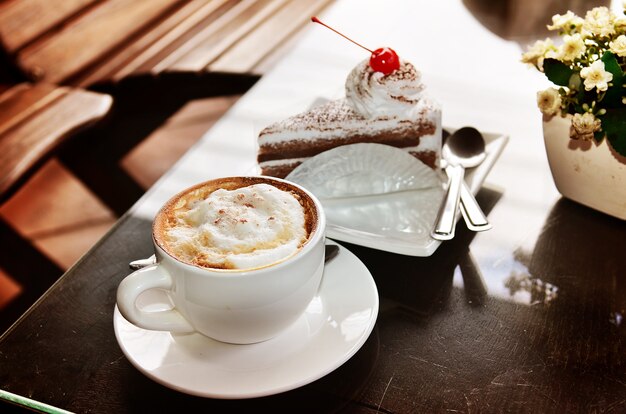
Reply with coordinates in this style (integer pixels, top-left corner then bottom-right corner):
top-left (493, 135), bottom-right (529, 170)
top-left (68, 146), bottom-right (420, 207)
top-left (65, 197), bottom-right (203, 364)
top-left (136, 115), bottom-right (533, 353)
top-left (311, 16), bottom-right (400, 75)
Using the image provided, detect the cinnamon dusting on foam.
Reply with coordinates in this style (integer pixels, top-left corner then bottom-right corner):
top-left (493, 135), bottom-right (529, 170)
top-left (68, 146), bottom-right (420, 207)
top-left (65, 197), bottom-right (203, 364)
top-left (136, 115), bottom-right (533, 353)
top-left (154, 178), bottom-right (316, 270)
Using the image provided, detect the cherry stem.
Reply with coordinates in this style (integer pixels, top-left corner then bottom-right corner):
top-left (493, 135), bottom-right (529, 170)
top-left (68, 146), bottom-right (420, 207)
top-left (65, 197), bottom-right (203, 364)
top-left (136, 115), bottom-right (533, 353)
top-left (311, 16), bottom-right (373, 54)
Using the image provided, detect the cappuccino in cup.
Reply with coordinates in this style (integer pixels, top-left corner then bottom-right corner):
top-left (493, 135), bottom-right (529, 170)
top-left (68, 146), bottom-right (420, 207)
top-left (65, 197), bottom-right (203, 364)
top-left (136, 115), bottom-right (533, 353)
top-left (154, 177), bottom-right (317, 271)
top-left (117, 176), bottom-right (326, 344)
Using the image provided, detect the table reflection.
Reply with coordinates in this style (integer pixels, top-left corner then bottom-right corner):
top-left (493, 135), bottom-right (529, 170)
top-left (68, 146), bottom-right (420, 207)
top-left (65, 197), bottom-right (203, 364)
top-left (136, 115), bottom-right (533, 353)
top-left (529, 198), bottom-right (626, 331)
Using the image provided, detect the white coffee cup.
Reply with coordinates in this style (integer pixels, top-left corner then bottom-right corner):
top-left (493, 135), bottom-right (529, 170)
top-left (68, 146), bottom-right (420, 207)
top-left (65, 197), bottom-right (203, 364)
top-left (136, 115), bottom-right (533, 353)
top-left (116, 176), bottom-right (326, 344)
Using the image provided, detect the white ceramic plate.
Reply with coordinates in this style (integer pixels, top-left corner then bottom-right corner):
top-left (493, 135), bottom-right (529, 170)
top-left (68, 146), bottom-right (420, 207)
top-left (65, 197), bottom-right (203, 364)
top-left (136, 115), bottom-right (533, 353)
top-left (113, 241), bottom-right (378, 399)
top-left (286, 129), bottom-right (508, 256)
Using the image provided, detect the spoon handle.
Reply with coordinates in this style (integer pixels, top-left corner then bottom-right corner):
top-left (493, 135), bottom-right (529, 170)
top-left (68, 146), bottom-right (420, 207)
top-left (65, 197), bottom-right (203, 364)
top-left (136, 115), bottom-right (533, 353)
top-left (431, 164), bottom-right (463, 240)
top-left (129, 255), bottom-right (157, 270)
top-left (459, 181), bottom-right (492, 231)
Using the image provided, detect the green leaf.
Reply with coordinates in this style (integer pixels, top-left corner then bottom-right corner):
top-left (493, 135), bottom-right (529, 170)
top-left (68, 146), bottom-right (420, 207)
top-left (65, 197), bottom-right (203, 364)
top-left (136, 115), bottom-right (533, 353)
top-left (601, 52), bottom-right (625, 107)
top-left (601, 108), bottom-right (626, 156)
top-left (543, 59), bottom-right (575, 87)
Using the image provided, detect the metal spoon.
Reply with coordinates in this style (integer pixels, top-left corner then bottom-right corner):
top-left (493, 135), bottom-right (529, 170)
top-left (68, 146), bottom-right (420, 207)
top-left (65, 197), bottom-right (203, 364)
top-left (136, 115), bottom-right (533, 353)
top-left (446, 127), bottom-right (492, 232)
top-left (432, 127), bottom-right (488, 240)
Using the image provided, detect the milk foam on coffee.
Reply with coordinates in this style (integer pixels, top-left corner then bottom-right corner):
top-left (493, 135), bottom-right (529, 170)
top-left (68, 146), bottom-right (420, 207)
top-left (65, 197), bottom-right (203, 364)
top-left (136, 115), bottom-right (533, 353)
top-left (163, 183), bottom-right (307, 270)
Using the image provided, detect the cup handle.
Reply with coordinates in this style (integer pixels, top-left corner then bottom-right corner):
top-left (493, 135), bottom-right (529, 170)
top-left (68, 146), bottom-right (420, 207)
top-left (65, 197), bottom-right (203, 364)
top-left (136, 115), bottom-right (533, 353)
top-left (116, 264), bottom-right (194, 333)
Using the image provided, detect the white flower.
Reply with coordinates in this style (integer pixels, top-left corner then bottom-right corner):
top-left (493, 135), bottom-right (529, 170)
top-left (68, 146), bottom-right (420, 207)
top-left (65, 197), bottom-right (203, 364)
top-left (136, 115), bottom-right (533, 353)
top-left (570, 112), bottom-right (601, 141)
top-left (548, 11), bottom-right (584, 33)
top-left (536, 88), bottom-right (562, 116)
top-left (580, 60), bottom-right (613, 91)
top-left (610, 34), bottom-right (626, 56)
top-left (583, 7), bottom-right (616, 37)
top-left (557, 34), bottom-right (585, 61)
top-left (615, 17), bottom-right (626, 33)
top-left (521, 38), bottom-right (556, 69)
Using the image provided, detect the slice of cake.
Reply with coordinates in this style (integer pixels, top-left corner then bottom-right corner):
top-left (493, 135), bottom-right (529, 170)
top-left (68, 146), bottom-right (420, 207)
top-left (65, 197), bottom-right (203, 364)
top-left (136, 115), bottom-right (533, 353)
top-left (257, 59), bottom-right (442, 178)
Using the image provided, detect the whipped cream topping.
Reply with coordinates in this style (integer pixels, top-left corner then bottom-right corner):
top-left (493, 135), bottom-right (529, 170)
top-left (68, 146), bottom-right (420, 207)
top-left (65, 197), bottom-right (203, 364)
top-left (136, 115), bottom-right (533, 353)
top-left (345, 59), bottom-right (425, 119)
top-left (164, 184), bottom-right (307, 270)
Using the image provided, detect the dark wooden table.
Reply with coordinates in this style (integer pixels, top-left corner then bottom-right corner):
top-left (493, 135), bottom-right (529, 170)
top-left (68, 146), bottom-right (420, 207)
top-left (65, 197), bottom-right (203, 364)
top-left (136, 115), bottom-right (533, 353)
top-left (2, 0), bottom-right (626, 412)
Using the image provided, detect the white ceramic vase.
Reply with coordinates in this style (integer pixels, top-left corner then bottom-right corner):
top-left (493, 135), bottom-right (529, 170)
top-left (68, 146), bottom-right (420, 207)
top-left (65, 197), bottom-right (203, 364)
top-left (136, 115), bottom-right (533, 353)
top-left (543, 114), bottom-right (626, 220)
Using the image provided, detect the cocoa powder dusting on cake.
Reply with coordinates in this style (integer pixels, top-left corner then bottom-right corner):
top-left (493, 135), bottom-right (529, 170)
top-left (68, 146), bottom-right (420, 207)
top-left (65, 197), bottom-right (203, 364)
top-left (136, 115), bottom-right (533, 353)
top-left (357, 73), bottom-right (372, 101)
top-left (390, 94), bottom-right (419, 105)
top-left (260, 101), bottom-right (366, 136)
top-left (259, 101), bottom-right (437, 143)
top-left (383, 62), bottom-right (418, 82)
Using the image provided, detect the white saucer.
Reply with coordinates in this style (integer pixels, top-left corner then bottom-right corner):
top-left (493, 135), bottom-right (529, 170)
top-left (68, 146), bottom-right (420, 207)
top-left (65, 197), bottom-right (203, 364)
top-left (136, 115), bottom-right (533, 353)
top-left (113, 241), bottom-right (378, 399)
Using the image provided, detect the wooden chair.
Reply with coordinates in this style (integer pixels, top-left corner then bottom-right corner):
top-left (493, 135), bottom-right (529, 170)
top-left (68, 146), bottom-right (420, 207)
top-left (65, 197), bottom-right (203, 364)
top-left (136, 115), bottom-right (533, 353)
top-left (0, 0), bottom-right (334, 215)
top-left (0, 0), bottom-right (334, 85)
top-left (0, 82), bottom-right (112, 333)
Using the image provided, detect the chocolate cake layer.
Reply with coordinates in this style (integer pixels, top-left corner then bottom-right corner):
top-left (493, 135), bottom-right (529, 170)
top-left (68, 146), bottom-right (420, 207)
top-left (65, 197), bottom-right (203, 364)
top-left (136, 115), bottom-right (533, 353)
top-left (260, 162), bottom-right (302, 179)
top-left (258, 126), bottom-right (436, 163)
